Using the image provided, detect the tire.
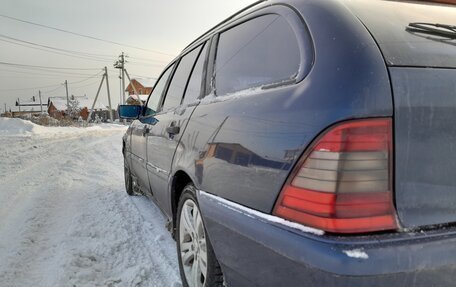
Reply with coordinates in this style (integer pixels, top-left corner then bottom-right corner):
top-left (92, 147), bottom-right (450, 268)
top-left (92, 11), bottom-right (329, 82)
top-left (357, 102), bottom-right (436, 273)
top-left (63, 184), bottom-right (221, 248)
top-left (124, 157), bottom-right (134, 196)
top-left (176, 184), bottom-right (224, 287)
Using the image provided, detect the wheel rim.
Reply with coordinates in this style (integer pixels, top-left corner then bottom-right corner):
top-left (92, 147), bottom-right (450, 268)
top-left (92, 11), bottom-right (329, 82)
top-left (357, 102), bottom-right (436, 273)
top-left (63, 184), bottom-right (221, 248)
top-left (179, 199), bottom-right (208, 287)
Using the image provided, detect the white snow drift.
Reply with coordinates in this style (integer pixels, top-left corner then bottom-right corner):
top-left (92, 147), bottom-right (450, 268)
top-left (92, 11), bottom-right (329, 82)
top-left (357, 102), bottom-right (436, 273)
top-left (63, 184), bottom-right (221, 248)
top-left (0, 118), bottom-right (181, 287)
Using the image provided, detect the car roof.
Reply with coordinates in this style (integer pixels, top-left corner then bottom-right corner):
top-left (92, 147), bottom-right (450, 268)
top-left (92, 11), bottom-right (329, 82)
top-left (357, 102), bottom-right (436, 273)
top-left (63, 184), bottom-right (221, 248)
top-left (178, 0), bottom-right (456, 69)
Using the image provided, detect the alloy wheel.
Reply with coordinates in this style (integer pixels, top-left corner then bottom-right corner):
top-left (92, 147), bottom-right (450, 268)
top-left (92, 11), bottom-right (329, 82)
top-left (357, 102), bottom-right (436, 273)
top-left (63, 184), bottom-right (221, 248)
top-left (179, 199), bottom-right (208, 287)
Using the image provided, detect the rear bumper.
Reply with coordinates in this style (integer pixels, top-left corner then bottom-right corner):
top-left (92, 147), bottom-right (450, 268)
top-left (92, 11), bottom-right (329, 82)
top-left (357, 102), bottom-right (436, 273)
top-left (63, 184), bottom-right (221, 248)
top-left (198, 191), bottom-right (456, 287)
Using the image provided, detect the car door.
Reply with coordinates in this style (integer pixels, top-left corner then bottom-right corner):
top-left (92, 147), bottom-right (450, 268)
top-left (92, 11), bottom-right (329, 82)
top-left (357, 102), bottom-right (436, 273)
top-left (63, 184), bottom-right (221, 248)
top-left (146, 42), bottom-right (208, 211)
top-left (130, 64), bottom-right (175, 194)
top-left (129, 118), bottom-right (149, 191)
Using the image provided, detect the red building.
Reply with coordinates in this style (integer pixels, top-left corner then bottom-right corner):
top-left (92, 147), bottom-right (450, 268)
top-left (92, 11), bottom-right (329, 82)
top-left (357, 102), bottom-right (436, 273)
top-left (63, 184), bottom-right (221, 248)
top-left (125, 78), bottom-right (155, 95)
top-left (48, 96), bottom-right (106, 120)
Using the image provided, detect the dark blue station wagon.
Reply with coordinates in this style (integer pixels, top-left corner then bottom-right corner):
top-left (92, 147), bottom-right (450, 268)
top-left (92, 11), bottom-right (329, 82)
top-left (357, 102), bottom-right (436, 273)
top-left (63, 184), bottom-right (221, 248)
top-left (119, 0), bottom-right (456, 286)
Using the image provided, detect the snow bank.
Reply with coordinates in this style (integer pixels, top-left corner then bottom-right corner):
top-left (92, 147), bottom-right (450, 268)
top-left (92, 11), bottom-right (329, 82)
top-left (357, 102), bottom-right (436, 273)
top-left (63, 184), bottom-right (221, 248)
top-left (0, 117), bottom-right (36, 135)
top-left (0, 117), bottom-right (126, 137)
top-left (0, 126), bottom-right (180, 286)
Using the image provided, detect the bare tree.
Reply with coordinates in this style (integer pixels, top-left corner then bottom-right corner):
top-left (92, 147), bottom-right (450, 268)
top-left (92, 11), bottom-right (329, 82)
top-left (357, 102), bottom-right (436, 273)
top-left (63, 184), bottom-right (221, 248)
top-left (67, 98), bottom-right (81, 119)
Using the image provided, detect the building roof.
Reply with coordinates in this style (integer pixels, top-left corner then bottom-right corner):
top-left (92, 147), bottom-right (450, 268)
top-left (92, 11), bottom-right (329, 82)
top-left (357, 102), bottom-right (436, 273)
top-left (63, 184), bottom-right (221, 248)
top-left (134, 78), bottom-right (156, 88)
top-left (13, 98), bottom-right (47, 113)
top-left (48, 96), bottom-right (107, 111)
top-left (17, 102), bottom-right (46, 106)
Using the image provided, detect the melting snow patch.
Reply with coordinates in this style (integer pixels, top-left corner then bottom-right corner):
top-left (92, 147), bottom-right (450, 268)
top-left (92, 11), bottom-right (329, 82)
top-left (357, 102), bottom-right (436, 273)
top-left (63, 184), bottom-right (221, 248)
top-left (343, 249), bottom-right (369, 259)
top-left (199, 190), bottom-right (324, 236)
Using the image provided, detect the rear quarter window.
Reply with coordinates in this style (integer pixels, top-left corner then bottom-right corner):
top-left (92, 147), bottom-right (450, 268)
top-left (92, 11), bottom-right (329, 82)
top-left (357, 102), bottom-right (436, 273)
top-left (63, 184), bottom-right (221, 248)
top-left (214, 14), bottom-right (301, 96)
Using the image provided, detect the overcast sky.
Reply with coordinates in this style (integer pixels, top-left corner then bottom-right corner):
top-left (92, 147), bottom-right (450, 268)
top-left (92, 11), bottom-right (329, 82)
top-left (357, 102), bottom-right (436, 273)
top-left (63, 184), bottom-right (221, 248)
top-left (0, 0), bottom-right (256, 112)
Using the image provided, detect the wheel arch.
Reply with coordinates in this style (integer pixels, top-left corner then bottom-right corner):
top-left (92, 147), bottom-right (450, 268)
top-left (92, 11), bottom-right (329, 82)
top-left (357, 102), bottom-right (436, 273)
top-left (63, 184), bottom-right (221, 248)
top-left (170, 169), bottom-right (197, 234)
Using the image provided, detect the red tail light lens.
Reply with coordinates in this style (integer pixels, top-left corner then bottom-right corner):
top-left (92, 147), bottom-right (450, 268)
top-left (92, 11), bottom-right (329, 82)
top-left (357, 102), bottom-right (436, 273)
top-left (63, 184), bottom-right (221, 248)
top-left (273, 118), bottom-right (397, 234)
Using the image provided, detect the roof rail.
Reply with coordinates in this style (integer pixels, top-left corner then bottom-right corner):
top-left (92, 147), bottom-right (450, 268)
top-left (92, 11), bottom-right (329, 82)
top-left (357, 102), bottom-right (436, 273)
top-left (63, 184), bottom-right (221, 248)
top-left (184, 0), bottom-right (267, 50)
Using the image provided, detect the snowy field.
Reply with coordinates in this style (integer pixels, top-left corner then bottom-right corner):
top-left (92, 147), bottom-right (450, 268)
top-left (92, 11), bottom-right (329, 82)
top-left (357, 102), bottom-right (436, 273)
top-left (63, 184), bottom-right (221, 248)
top-left (0, 118), bottom-right (181, 287)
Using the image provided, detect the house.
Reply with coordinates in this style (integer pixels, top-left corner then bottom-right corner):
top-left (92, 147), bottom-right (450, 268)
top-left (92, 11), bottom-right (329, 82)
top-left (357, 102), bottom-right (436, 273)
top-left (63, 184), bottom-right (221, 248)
top-left (13, 97), bottom-right (47, 118)
top-left (125, 78), bottom-right (155, 105)
top-left (48, 95), bottom-right (107, 121)
top-left (11, 109), bottom-right (42, 119)
top-left (125, 78), bottom-right (155, 95)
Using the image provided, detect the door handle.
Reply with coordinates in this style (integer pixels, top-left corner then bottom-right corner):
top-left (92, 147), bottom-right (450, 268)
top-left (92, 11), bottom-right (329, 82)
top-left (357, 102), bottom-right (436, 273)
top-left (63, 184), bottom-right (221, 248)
top-left (142, 125), bottom-right (150, 136)
top-left (166, 125), bottom-right (180, 135)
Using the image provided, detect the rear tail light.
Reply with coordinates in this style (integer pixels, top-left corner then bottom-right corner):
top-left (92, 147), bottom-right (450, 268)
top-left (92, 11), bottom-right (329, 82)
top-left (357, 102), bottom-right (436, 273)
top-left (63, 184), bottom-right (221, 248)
top-left (273, 118), bottom-right (397, 234)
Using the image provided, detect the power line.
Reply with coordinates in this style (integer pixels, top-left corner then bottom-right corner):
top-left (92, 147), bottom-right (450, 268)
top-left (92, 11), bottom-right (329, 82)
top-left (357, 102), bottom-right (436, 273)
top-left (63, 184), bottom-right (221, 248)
top-left (129, 73), bottom-right (158, 80)
top-left (0, 70), bottom-right (100, 79)
top-left (0, 13), bottom-right (176, 57)
top-left (0, 37), bottom-right (168, 66)
top-left (71, 79), bottom-right (104, 90)
top-left (0, 38), bottom-right (113, 63)
top-left (0, 70), bottom-right (103, 92)
top-left (128, 55), bottom-right (170, 64)
top-left (0, 68), bottom-right (102, 79)
top-left (0, 33), bottom-right (115, 60)
top-left (0, 83), bottom-right (61, 92)
top-left (0, 61), bottom-right (102, 70)
top-left (41, 85), bottom-right (63, 95)
top-left (128, 61), bottom-right (167, 68)
top-left (68, 71), bottom-right (104, 84)
top-left (0, 67), bottom-right (101, 76)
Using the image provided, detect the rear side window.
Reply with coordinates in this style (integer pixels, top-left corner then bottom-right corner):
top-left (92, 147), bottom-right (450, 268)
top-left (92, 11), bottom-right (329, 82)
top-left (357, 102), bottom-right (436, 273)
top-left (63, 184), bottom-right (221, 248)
top-left (162, 45), bottom-right (203, 110)
top-left (183, 43), bottom-right (208, 105)
top-left (145, 63), bottom-right (175, 116)
top-left (215, 14), bottom-right (300, 96)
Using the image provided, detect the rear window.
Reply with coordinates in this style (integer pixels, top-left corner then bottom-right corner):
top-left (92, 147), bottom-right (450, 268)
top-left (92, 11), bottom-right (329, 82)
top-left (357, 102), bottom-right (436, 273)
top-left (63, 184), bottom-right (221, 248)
top-left (346, 0), bottom-right (456, 68)
top-left (214, 14), bottom-right (300, 96)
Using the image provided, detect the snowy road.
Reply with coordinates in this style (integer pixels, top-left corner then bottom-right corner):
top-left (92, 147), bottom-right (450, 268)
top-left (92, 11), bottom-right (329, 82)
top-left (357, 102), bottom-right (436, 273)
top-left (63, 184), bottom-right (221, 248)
top-left (0, 119), bottom-right (181, 287)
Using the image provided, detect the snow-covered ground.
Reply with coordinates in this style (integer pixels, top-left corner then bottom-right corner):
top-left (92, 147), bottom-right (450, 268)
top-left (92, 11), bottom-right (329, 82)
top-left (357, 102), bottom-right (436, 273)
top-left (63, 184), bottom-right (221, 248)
top-left (0, 118), bottom-right (181, 287)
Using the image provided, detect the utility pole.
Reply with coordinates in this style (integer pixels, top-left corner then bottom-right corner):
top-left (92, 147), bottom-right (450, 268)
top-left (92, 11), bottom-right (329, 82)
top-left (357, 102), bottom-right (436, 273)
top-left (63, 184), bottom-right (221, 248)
top-left (114, 52), bottom-right (126, 105)
top-left (87, 67), bottom-right (113, 123)
top-left (88, 73), bottom-right (105, 123)
top-left (119, 70), bottom-right (122, 105)
top-left (121, 52), bottom-right (126, 105)
top-left (114, 53), bottom-right (141, 106)
top-left (38, 90), bottom-right (43, 113)
top-left (4, 103), bottom-right (6, 115)
top-left (64, 80), bottom-right (69, 114)
top-left (17, 98), bottom-right (20, 112)
top-left (104, 66), bottom-right (113, 121)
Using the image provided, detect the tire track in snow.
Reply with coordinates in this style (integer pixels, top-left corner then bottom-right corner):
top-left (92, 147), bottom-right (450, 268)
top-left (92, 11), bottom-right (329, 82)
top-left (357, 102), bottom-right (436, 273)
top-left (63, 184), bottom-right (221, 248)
top-left (0, 132), bottom-right (120, 222)
top-left (0, 130), bottom-right (123, 181)
top-left (0, 127), bottom-right (181, 287)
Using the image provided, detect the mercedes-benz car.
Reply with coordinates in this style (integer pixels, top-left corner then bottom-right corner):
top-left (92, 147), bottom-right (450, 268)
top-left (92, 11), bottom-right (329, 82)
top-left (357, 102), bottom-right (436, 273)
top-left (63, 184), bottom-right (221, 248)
top-left (119, 0), bottom-right (456, 286)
